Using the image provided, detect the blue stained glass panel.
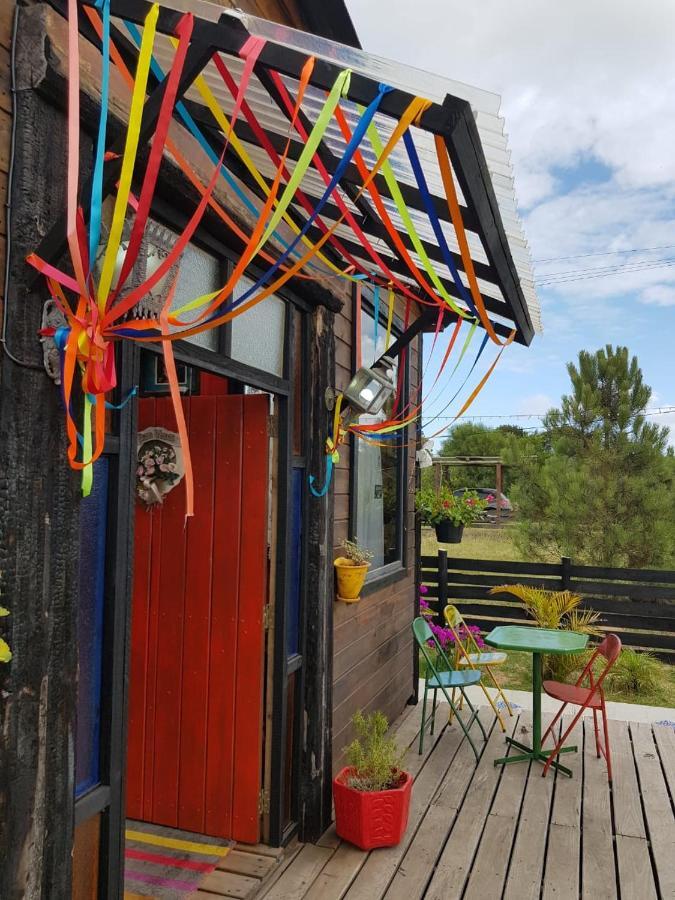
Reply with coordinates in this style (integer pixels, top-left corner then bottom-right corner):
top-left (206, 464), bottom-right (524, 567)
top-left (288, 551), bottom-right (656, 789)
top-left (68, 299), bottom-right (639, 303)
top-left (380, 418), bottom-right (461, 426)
top-left (75, 457), bottom-right (109, 798)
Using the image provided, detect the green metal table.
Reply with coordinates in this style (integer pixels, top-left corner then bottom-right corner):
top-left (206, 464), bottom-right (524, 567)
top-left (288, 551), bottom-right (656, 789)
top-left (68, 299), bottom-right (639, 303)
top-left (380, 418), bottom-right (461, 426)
top-left (484, 625), bottom-right (589, 777)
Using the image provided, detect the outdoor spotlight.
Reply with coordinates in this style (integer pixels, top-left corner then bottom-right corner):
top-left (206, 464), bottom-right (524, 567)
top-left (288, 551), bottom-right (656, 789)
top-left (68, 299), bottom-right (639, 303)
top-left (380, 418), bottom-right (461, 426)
top-left (343, 355), bottom-right (396, 415)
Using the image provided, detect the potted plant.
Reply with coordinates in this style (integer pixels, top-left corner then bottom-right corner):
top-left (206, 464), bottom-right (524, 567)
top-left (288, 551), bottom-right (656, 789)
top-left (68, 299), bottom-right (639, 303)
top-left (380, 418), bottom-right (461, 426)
top-left (334, 538), bottom-right (374, 603)
top-left (333, 711), bottom-right (411, 850)
top-left (416, 486), bottom-right (491, 543)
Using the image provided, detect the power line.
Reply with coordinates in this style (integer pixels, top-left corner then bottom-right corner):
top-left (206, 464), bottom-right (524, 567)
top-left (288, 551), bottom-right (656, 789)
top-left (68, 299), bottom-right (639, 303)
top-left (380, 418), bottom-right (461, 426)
top-left (422, 406), bottom-right (675, 422)
top-left (538, 258), bottom-right (675, 286)
top-left (535, 243), bottom-right (675, 264)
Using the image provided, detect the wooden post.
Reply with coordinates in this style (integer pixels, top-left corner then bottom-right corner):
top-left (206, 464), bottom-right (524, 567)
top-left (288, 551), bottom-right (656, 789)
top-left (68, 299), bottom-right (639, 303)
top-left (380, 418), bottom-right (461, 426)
top-left (561, 556), bottom-right (571, 591)
top-left (494, 461), bottom-right (503, 526)
top-left (437, 549), bottom-right (448, 625)
top-left (434, 460), bottom-right (442, 494)
top-left (300, 305), bottom-right (335, 843)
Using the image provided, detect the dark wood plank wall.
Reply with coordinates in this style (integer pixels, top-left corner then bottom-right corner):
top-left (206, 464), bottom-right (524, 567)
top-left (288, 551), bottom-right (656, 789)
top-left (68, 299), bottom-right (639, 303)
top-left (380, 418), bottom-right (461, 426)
top-left (0, 2), bottom-right (13, 342)
top-left (331, 292), bottom-right (420, 770)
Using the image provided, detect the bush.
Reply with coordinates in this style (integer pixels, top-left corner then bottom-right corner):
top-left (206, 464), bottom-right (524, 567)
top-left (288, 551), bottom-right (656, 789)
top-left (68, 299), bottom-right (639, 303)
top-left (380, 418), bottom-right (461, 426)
top-left (606, 649), bottom-right (662, 696)
top-left (489, 584), bottom-right (602, 679)
top-left (345, 711), bottom-right (405, 792)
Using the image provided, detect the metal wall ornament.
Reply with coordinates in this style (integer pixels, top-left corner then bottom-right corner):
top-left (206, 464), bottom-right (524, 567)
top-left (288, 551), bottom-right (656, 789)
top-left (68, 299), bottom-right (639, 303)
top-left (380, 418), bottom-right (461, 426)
top-left (136, 426), bottom-right (185, 506)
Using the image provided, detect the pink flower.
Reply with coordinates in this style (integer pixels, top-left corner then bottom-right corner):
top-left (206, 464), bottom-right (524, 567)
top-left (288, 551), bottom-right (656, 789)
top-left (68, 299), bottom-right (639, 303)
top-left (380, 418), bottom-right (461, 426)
top-left (419, 585), bottom-right (428, 595)
top-left (486, 494), bottom-right (495, 502)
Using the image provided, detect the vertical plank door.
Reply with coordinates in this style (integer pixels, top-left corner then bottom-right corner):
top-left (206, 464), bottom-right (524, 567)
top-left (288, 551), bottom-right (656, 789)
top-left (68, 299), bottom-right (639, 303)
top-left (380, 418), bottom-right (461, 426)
top-left (127, 394), bottom-right (269, 843)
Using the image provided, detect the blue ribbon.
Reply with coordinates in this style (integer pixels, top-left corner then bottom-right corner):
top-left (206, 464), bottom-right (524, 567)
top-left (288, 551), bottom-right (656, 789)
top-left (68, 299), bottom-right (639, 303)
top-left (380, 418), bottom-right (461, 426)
top-left (402, 130), bottom-right (479, 318)
top-left (86, 385), bottom-right (138, 409)
top-left (308, 454), bottom-right (333, 497)
top-left (89, 0), bottom-right (111, 270)
top-left (373, 282), bottom-right (380, 348)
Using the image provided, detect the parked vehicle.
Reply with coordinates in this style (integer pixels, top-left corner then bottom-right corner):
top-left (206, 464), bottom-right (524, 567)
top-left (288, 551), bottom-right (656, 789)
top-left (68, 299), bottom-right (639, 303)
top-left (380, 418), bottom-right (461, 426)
top-left (453, 488), bottom-right (513, 516)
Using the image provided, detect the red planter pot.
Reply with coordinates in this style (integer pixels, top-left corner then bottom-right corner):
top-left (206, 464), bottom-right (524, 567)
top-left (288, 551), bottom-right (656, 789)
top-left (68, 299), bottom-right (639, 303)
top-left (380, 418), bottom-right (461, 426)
top-left (332, 767), bottom-right (413, 850)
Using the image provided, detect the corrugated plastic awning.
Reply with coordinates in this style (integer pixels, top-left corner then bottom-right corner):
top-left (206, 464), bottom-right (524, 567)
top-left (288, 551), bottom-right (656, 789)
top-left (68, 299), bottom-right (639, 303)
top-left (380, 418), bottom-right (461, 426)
top-left (43, 0), bottom-right (541, 344)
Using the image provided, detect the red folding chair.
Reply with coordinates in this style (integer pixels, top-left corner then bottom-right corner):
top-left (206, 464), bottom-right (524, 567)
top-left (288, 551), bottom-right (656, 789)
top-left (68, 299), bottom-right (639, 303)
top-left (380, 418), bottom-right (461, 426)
top-left (541, 634), bottom-right (622, 781)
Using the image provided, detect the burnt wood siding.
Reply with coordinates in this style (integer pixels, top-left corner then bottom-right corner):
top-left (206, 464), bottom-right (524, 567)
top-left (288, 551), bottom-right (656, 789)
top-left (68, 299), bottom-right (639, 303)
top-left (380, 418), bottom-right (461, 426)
top-left (332, 293), bottom-right (420, 770)
top-left (0, 32), bottom-right (88, 896)
top-left (0, 2), bottom-right (14, 363)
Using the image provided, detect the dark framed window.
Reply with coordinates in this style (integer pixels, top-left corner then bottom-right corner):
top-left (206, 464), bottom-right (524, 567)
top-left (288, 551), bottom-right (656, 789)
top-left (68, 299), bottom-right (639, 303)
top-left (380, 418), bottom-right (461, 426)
top-left (351, 287), bottom-right (408, 574)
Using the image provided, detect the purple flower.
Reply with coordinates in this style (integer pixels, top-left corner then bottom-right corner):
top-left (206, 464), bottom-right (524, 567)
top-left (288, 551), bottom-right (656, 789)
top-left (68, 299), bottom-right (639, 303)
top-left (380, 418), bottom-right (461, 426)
top-left (419, 584), bottom-right (428, 595)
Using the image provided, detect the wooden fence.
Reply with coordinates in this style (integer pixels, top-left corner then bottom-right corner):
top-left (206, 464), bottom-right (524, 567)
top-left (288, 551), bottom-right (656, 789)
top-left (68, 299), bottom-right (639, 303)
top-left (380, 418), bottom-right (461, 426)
top-left (420, 552), bottom-right (675, 658)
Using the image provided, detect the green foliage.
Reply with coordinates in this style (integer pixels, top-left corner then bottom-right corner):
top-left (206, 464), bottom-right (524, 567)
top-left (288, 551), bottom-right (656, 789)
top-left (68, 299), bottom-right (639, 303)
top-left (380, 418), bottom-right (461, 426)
top-left (416, 486), bottom-right (490, 526)
top-left (345, 711), bottom-right (405, 792)
top-left (437, 423), bottom-right (545, 494)
top-left (340, 538), bottom-right (374, 566)
top-left (513, 345), bottom-right (675, 568)
top-left (490, 584), bottom-right (601, 678)
top-left (606, 649), bottom-right (662, 695)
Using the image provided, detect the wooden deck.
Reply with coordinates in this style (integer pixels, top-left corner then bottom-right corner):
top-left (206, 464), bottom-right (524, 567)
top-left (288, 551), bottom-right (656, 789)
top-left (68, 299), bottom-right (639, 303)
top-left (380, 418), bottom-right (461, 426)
top-left (255, 703), bottom-right (675, 900)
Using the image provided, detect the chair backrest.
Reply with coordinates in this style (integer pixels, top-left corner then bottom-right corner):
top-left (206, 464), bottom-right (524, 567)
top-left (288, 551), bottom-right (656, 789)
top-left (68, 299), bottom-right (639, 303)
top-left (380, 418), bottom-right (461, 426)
top-left (444, 604), bottom-right (463, 629)
top-left (578, 633), bottom-right (622, 691)
top-left (412, 616), bottom-right (453, 678)
top-left (444, 604), bottom-right (480, 662)
top-left (598, 633), bottom-right (622, 665)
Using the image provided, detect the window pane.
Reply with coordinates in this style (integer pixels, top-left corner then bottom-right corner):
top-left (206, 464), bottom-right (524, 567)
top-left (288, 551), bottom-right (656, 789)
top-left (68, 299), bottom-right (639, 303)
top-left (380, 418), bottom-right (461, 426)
top-left (167, 243), bottom-right (221, 352)
top-left (76, 457), bottom-right (108, 797)
top-left (354, 306), bottom-right (403, 569)
top-left (230, 275), bottom-right (286, 376)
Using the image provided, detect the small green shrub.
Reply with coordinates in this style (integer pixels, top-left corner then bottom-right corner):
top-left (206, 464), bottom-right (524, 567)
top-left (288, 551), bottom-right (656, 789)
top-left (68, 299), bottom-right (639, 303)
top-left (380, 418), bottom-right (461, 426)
top-left (345, 711), bottom-right (405, 792)
top-left (606, 649), bottom-right (662, 696)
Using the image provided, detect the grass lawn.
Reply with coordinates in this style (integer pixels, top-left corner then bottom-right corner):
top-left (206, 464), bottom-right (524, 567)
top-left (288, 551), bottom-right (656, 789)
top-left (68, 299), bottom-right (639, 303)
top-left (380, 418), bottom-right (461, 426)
top-left (421, 524), bottom-right (527, 561)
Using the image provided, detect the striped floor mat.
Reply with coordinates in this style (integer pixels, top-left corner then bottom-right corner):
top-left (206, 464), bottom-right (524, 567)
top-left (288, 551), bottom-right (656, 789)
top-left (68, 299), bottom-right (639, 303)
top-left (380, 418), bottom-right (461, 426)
top-left (124, 820), bottom-right (234, 898)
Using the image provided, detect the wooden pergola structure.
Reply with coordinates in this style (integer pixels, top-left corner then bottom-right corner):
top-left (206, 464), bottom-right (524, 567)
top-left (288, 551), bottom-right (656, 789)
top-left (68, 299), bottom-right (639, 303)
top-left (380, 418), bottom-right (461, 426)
top-left (432, 455), bottom-right (512, 521)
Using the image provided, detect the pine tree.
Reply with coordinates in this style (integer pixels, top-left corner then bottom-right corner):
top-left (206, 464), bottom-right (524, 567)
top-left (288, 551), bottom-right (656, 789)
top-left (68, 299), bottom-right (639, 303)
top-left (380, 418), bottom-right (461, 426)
top-left (514, 346), bottom-right (674, 568)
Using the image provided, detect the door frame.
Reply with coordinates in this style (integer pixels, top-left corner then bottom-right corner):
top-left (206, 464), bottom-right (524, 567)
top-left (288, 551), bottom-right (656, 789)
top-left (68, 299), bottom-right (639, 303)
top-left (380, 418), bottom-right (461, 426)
top-left (81, 271), bottom-right (314, 894)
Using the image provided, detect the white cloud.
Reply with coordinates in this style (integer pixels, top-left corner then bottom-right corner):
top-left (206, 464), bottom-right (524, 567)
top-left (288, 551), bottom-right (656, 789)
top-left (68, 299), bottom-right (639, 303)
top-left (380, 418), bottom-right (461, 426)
top-left (516, 393), bottom-right (554, 416)
top-left (347, 0), bottom-right (675, 209)
top-left (640, 285), bottom-right (675, 307)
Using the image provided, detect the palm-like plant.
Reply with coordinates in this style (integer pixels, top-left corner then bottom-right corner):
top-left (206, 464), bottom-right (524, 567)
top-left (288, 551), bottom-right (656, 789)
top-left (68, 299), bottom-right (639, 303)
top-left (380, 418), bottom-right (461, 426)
top-left (489, 584), bottom-right (602, 678)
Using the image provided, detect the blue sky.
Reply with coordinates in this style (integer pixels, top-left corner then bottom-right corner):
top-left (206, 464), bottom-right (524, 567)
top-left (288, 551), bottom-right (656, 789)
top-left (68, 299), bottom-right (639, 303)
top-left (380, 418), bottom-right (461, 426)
top-left (346, 0), bottom-right (675, 445)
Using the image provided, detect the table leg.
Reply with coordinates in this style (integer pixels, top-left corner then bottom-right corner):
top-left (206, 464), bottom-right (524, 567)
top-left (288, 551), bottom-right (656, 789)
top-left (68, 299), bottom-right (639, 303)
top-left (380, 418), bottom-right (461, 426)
top-left (532, 651), bottom-right (542, 755)
top-left (494, 650), bottom-right (577, 776)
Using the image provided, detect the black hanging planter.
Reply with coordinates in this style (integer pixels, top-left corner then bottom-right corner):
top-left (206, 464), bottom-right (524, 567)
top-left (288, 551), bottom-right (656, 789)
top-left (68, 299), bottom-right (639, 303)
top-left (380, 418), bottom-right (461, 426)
top-left (435, 521), bottom-right (464, 543)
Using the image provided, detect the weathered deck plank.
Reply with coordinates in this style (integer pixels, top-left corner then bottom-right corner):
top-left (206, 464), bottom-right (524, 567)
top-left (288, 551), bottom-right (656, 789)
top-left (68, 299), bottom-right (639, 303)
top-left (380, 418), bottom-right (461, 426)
top-left (502, 717), bottom-right (556, 900)
top-left (652, 724), bottom-right (675, 805)
top-left (422, 711), bottom-right (518, 900)
top-left (463, 713), bottom-right (532, 900)
top-left (631, 723), bottom-right (675, 900)
top-left (615, 835), bottom-right (657, 900)
top-left (259, 845), bottom-right (334, 900)
top-left (384, 711), bottom-right (503, 900)
top-left (607, 719), bottom-right (645, 838)
top-left (581, 718), bottom-right (617, 900)
top-left (542, 715), bottom-right (583, 900)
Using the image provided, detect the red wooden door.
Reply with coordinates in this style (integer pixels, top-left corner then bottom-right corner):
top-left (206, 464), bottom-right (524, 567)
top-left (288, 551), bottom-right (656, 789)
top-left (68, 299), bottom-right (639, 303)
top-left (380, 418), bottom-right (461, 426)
top-left (126, 394), bottom-right (269, 843)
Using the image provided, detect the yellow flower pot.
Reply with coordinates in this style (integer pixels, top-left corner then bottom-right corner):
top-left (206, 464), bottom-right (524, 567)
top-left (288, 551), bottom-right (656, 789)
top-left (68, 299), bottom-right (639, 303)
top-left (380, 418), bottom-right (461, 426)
top-left (334, 557), bottom-right (370, 603)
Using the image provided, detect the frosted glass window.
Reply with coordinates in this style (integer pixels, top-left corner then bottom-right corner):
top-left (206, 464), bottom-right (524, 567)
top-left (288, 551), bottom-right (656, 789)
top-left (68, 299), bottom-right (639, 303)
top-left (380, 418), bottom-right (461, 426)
top-left (230, 275), bottom-right (286, 376)
top-left (168, 243), bottom-right (222, 352)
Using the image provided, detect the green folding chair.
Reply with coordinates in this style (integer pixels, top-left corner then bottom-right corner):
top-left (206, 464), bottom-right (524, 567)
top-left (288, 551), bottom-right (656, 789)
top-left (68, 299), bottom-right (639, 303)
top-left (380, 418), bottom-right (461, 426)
top-left (412, 616), bottom-right (487, 760)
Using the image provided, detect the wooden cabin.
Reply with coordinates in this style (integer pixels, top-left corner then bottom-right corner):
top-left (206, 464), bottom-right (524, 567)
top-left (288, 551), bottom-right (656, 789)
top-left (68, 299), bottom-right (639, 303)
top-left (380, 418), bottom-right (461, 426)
top-left (0, 1), bottom-right (538, 896)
